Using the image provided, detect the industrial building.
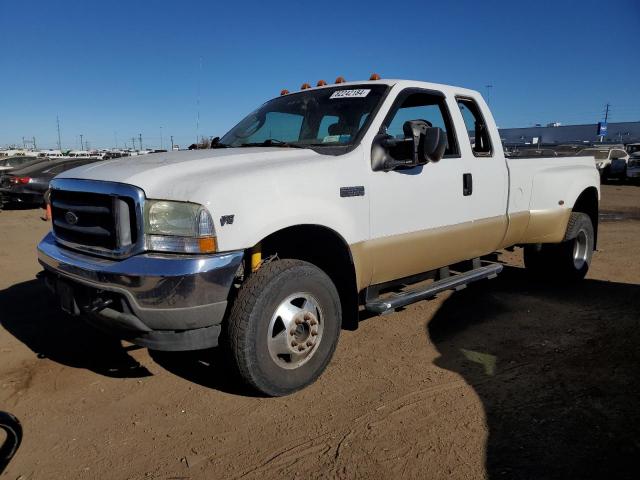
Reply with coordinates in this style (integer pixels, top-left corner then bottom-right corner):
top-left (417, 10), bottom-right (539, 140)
top-left (499, 121), bottom-right (640, 146)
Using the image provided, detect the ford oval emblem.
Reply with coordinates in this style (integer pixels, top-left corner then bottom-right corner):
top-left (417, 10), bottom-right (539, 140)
top-left (65, 211), bottom-right (79, 225)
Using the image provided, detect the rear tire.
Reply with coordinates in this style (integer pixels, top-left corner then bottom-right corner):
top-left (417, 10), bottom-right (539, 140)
top-left (524, 212), bottom-right (594, 281)
top-left (226, 259), bottom-right (341, 396)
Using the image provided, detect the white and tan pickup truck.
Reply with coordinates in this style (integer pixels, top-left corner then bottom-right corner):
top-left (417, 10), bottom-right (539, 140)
top-left (38, 77), bottom-right (600, 395)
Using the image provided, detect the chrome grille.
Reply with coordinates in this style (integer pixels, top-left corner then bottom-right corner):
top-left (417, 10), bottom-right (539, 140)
top-left (49, 179), bottom-right (145, 258)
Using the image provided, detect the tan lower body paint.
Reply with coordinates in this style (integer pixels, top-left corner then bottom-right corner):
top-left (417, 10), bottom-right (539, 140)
top-left (350, 208), bottom-right (571, 291)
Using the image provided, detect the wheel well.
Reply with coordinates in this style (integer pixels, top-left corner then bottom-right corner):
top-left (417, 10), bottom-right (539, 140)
top-left (253, 225), bottom-right (359, 330)
top-left (572, 187), bottom-right (599, 248)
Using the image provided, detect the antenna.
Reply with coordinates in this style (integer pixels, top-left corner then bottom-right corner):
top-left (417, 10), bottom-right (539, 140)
top-left (139, 133), bottom-right (143, 150)
top-left (80, 134), bottom-right (84, 151)
top-left (56, 115), bottom-right (62, 151)
top-left (196, 56), bottom-right (202, 144)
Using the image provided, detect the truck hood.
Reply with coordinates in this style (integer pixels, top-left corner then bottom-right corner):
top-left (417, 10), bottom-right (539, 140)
top-left (57, 147), bottom-right (323, 200)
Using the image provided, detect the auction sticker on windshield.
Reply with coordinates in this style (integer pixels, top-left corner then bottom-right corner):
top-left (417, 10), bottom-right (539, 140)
top-left (330, 89), bottom-right (370, 99)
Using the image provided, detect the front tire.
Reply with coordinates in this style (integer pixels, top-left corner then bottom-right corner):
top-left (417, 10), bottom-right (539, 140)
top-left (226, 259), bottom-right (341, 396)
top-left (524, 212), bottom-right (594, 281)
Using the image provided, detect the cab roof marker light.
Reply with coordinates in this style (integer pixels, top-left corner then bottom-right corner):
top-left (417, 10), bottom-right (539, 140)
top-left (300, 83), bottom-right (311, 90)
top-left (280, 89), bottom-right (290, 95)
top-left (370, 73), bottom-right (381, 80)
top-left (316, 80), bottom-right (327, 86)
top-left (335, 76), bottom-right (346, 84)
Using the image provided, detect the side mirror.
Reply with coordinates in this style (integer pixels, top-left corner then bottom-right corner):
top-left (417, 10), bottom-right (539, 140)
top-left (422, 125), bottom-right (447, 163)
top-left (371, 120), bottom-right (447, 172)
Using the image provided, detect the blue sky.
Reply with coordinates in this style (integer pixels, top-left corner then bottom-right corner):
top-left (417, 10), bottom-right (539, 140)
top-left (1, 0), bottom-right (639, 149)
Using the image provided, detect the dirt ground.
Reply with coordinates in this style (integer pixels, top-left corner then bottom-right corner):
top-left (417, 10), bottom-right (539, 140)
top-left (1, 185), bottom-right (639, 480)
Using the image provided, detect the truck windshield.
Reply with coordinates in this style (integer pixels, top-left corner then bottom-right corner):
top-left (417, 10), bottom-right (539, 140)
top-left (220, 85), bottom-right (388, 149)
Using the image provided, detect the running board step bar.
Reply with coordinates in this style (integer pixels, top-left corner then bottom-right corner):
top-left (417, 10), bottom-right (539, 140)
top-left (365, 263), bottom-right (503, 315)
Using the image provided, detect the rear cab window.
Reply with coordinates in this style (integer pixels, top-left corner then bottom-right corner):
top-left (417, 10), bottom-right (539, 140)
top-left (456, 98), bottom-right (493, 156)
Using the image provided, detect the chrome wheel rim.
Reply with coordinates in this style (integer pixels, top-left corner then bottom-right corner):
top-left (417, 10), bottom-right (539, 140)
top-left (267, 293), bottom-right (324, 370)
top-left (572, 229), bottom-right (589, 270)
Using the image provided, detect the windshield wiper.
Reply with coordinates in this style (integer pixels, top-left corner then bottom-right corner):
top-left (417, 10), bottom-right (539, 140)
top-left (238, 139), bottom-right (306, 149)
top-left (210, 137), bottom-right (231, 148)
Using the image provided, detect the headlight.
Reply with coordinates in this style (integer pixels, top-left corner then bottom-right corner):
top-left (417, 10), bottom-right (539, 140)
top-left (144, 200), bottom-right (216, 254)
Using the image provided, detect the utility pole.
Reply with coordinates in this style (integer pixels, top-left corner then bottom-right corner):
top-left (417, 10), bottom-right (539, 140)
top-left (33, 136), bottom-right (37, 151)
top-left (139, 133), bottom-right (143, 151)
top-left (160, 126), bottom-right (163, 149)
top-left (56, 115), bottom-right (62, 151)
top-left (22, 137), bottom-right (26, 149)
top-left (132, 137), bottom-right (136, 151)
top-left (170, 135), bottom-right (174, 151)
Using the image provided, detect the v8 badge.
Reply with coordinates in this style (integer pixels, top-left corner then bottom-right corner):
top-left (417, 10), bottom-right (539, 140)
top-left (220, 215), bottom-right (235, 226)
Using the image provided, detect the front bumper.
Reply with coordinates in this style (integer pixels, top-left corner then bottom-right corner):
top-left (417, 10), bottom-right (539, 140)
top-left (0, 187), bottom-right (42, 205)
top-left (37, 232), bottom-right (244, 350)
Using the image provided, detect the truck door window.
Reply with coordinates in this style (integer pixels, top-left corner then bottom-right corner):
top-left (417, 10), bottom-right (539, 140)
top-left (383, 91), bottom-right (458, 157)
top-left (457, 98), bottom-right (492, 156)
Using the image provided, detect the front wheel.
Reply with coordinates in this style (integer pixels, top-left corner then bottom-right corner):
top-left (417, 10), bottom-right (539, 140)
top-left (524, 212), bottom-right (595, 281)
top-left (225, 259), bottom-right (341, 396)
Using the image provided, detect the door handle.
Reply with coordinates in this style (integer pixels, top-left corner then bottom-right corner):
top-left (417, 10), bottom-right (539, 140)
top-left (463, 173), bottom-right (473, 196)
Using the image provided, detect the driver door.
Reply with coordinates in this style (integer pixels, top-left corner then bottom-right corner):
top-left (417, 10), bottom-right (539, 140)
top-left (367, 88), bottom-right (475, 285)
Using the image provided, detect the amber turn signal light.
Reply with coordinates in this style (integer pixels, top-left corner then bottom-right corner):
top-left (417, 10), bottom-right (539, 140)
top-left (198, 237), bottom-right (217, 253)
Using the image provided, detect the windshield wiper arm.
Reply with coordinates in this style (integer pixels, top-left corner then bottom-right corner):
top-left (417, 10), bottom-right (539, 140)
top-left (210, 137), bottom-right (231, 148)
top-left (238, 139), bottom-right (306, 149)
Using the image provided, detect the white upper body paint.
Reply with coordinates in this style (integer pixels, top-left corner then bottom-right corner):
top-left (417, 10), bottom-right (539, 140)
top-left (56, 79), bottom-right (600, 253)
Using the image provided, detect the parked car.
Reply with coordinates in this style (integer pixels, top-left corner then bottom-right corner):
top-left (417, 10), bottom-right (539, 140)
top-left (0, 158), bottom-right (102, 206)
top-left (627, 154), bottom-right (640, 184)
top-left (0, 156), bottom-right (43, 173)
top-left (38, 77), bottom-right (599, 396)
top-left (578, 147), bottom-right (629, 181)
top-left (625, 143), bottom-right (640, 156)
